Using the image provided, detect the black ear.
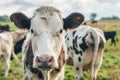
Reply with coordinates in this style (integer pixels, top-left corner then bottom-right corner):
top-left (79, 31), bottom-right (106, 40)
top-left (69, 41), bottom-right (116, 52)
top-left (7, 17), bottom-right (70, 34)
top-left (63, 12), bottom-right (84, 30)
top-left (10, 12), bottom-right (30, 29)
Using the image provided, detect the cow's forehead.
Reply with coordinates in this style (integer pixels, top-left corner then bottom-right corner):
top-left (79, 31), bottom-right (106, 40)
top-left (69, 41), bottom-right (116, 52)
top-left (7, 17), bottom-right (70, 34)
top-left (32, 6), bottom-right (61, 19)
top-left (30, 6), bottom-right (63, 34)
top-left (36, 6), bottom-right (61, 14)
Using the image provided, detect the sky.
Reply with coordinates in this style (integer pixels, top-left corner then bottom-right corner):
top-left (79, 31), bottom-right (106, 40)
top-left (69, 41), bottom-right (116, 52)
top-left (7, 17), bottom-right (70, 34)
top-left (0, 0), bottom-right (120, 20)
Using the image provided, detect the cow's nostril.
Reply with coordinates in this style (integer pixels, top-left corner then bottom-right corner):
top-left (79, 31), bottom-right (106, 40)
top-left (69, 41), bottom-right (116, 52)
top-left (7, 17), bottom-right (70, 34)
top-left (48, 56), bottom-right (54, 65)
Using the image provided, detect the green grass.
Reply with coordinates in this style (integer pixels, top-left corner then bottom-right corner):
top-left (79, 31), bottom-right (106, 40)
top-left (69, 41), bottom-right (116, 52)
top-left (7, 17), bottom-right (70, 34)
top-left (0, 21), bottom-right (120, 80)
top-left (0, 21), bottom-right (19, 30)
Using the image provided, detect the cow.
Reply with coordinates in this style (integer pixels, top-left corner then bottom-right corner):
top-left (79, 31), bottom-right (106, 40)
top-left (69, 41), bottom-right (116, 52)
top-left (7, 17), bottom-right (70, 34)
top-left (104, 31), bottom-right (117, 46)
top-left (0, 29), bottom-right (27, 77)
top-left (10, 6), bottom-right (85, 80)
top-left (91, 20), bottom-right (98, 24)
top-left (65, 25), bottom-right (106, 80)
top-left (0, 24), bottom-right (10, 32)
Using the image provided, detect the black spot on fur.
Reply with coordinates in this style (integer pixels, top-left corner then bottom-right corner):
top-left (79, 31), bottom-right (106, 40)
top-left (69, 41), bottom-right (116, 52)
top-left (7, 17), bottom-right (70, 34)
top-left (72, 36), bottom-right (83, 56)
top-left (79, 36), bottom-right (81, 39)
top-left (73, 36), bottom-right (78, 48)
top-left (73, 36), bottom-right (80, 55)
top-left (65, 34), bottom-right (69, 40)
top-left (38, 71), bottom-right (44, 78)
top-left (67, 47), bottom-right (70, 51)
top-left (76, 67), bottom-right (79, 71)
top-left (65, 34), bottom-right (68, 39)
top-left (70, 46), bottom-right (73, 50)
top-left (78, 57), bottom-right (81, 62)
top-left (79, 51), bottom-right (82, 56)
top-left (67, 37), bottom-right (69, 40)
top-left (79, 34), bottom-right (88, 52)
top-left (73, 31), bottom-right (77, 36)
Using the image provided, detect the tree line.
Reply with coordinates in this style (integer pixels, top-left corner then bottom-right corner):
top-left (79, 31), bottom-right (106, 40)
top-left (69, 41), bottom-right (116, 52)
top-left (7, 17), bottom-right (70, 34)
top-left (0, 15), bottom-right (10, 22)
top-left (90, 13), bottom-right (120, 20)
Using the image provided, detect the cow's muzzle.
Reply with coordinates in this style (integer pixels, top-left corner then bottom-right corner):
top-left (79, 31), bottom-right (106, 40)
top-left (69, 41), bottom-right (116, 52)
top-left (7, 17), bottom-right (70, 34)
top-left (36, 56), bottom-right (54, 70)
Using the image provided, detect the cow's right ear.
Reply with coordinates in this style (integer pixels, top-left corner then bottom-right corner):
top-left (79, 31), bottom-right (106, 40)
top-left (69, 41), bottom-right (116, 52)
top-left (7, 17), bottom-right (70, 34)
top-left (63, 12), bottom-right (85, 30)
top-left (10, 12), bottom-right (30, 29)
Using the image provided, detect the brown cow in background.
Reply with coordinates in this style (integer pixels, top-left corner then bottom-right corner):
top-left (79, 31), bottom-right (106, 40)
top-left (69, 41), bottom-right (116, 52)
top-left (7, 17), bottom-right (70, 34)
top-left (91, 20), bottom-right (98, 24)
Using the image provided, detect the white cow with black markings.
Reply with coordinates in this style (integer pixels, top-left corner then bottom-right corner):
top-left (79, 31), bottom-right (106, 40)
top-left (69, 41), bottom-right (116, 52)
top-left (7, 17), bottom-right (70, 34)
top-left (65, 25), bottom-right (106, 80)
top-left (10, 6), bottom-right (85, 80)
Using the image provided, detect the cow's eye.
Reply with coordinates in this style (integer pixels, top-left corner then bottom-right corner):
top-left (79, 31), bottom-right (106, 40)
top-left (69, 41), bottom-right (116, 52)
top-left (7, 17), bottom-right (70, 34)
top-left (31, 29), bottom-right (34, 33)
top-left (31, 29), bottom-right (38, 36)
top-left (60, 29), bottom-right (63, 33)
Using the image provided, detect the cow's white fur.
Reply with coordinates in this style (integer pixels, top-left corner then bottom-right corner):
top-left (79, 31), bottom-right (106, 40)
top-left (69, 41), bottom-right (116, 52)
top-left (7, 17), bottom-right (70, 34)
top-left (65, 25), bottom-right (106, 80)
top-left (22, 6), bottom-right (67, 80)
top-left (0, 30), bottom-right (27, 77)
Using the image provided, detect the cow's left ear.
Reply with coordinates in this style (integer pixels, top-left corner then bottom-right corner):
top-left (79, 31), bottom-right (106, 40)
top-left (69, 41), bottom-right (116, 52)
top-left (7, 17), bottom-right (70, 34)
top-left (63, 12), bottom-right (84, 30)
top-left (10, 12), bottom-right (30, 29)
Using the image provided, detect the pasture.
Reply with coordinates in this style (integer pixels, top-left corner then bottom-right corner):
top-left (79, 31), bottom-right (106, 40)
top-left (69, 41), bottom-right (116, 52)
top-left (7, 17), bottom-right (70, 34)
top-left (0, 20), bottom-right (120, 80)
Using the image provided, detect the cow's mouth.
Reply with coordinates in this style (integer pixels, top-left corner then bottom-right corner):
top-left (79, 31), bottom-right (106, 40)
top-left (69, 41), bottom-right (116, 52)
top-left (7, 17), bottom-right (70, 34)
top-left (38, 64), bottom-right (53, 70)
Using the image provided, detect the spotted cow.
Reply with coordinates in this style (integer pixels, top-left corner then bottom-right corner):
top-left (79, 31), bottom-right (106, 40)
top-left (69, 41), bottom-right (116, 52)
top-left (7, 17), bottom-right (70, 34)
top-left (65, 25), bottom-right (106, 80)
top-left (10, 6), bottom-right (84, 80)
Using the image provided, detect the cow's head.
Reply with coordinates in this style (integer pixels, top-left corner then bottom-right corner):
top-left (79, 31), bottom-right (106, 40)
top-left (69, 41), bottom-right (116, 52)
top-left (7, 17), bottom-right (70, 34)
top-left (10, 6), bottom-right (84, 71)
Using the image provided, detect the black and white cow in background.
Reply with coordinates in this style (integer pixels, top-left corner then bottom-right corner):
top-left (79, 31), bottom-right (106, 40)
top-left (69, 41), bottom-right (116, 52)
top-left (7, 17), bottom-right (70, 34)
top-left (10, 6), bottom-right (84, 80)
top-left (104, 31), bottom-right (117, 46)
top-left (65, 25), bottom-right (106, 80)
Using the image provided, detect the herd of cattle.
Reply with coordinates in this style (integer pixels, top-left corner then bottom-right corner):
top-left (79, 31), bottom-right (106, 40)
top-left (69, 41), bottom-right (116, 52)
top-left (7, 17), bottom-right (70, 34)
top-left (0, 6), bottom-right (118, 80)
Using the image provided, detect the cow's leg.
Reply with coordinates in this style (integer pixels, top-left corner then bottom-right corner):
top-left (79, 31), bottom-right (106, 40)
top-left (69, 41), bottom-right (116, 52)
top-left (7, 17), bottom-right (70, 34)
top-left (12, 47), bottom-right (20, 63)
top-left (73, 55), bottom-right (83, 80)
top-left (74, 65), bottom-right (83, 80)
top-left (113, 39), bottom-right (116, 46)
top-left (4, 54), bottom-right (11, 77)
top-left (111, 38), bottom-right (116, 46)
top-left (110, 39), bottom-right (113, 46)
top-left (90, 49), bottom-right (103, 80)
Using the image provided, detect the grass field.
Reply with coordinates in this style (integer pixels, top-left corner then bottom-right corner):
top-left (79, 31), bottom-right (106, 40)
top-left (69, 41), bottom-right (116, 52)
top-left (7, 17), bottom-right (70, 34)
top-left (0, 20), bottom-right (120, 80)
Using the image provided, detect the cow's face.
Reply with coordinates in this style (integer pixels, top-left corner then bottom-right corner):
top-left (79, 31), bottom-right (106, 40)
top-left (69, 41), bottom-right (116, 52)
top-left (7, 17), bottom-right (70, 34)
top-left (30, 7), bottom-right (64, 69)
top-left (10, 6), bottom-right (84, 71)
